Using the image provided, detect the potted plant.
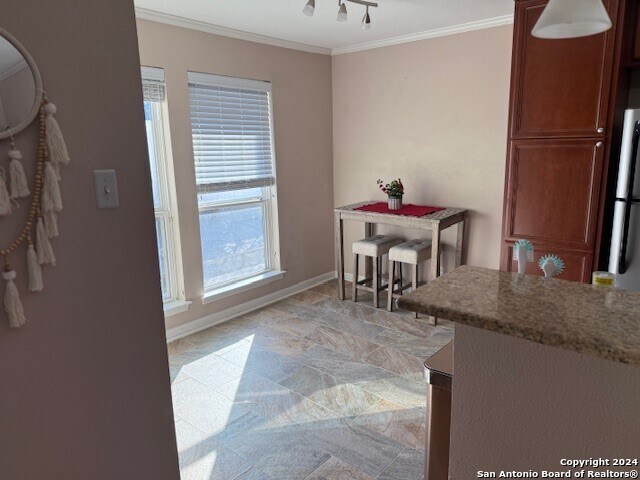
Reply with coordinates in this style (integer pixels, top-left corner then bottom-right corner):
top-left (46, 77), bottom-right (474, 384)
top-left (377, 178), bottom-right (404, 210)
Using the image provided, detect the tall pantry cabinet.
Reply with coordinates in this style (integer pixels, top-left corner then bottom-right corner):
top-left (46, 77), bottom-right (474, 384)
top-left (500, 0), bottom-right (621, 282)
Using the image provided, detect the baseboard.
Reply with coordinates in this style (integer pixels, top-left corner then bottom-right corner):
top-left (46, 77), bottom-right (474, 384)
top-left (165, 271), bottom-right (336, 343)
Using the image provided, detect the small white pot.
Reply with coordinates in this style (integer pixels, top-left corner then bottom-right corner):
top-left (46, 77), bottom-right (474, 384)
top-left (388, 195), bottom-right (403, 210)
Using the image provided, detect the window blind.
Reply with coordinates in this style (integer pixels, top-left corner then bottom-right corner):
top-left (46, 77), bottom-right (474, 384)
top-left (188, 72), bottom-right (275, 193)
top-left (141, 66), bottom-right (166, 103)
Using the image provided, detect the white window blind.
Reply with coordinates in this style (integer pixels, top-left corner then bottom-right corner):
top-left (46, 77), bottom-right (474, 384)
top-left (188, 72), bottom-right (275, 193)
top-left (141, 66), bottom-right (166, 103)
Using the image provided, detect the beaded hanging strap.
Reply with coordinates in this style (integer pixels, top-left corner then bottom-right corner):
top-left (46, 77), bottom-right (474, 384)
top-left (0, 95), bottom-right (69, 328)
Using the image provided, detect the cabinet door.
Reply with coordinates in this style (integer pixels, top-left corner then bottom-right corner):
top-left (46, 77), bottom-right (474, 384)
top-left (501, 244), bottom-right (592, 282)
top-left (502, 139), bottom-right (605, 249)
top-left (509, 0), bottom-right (617, 138)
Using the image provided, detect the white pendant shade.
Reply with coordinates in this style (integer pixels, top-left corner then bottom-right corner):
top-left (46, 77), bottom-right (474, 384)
top-left (337, 2), bottom-right (348, 22)
top-left (303, 0), bottom-right (315, 17)
top-left (532, 0), bottom-right (612, 39)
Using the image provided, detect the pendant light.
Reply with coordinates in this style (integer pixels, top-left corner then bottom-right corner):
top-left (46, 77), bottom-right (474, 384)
top-left (303, 0), bottom-right (315, 16)
top-left (337, 1), bottom-right (348, 22)
top-left (361, 6), bottom-right (371, 30)
top-left (532, 0), bottom-right (612, 39)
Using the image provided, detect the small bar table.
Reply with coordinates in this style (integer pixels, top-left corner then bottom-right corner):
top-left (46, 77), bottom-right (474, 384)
top-left (334, 201), bottom-right (467, 324)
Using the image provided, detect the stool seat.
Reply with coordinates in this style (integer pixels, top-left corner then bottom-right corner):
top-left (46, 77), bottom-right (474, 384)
top-left (353, 235), bottom-right (403, 257)
top-left (389, 239), bottom-right (432, 265)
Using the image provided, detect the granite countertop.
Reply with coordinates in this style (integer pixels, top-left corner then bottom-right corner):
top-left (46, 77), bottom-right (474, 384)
top-left (398, 265), bottom-right (640, 366)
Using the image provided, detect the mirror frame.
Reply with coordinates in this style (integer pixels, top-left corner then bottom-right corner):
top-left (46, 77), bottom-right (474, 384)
top-left (0, 27), bottom-right (43, 141)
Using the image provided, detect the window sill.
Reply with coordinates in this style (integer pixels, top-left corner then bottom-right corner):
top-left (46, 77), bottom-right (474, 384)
top-left (163, 299), bottom-right (192, 318)
top-left (202, 270), bottom-right (286, 305)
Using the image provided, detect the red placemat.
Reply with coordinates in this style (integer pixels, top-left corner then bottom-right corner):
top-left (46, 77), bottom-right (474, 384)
top-left (354, 202), bottom-right (445, 217)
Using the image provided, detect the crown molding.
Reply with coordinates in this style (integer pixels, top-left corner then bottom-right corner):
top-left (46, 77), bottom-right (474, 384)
top-left (135, 8), bottom-right (513, 58)
top-left (331, 14), bottom-right (514, 55)
top-left (135, 7), bottom-right (332, 55)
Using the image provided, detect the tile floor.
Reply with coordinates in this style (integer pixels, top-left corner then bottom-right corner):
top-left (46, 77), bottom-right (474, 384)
top-left (168, 280), bottom-right (454, 480)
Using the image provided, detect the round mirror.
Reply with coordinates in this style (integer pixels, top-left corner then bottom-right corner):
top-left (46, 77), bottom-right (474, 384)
top-left (0, 28), bottom-right (42, 141)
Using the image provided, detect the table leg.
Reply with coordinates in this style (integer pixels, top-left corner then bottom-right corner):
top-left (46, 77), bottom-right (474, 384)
top-left (455, 218), bottom-right (466, 268)
top-left (429, 227), bottom-right (441, 325)
top-left (335, 212), bottom-right (345, 300)
top-left (364, 222), bottom-right (374, 286)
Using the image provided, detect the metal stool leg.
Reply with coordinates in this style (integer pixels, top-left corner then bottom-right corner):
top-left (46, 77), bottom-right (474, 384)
top-left (387, 259), bottom-right (395, 311)
top-left (352, 253), bottom-right (359, 303)
top-left (373, 255), bottom-right (379, 308)
top-left (412, 264), bottom-right (419, 319)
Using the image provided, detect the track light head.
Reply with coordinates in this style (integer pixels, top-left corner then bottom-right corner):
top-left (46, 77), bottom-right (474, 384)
top-left (303, 0), bottom-right (315, 17)
top-left (361, 6), bottom-right (371, 29)
top-left (337, 1), bottom-right (348, 22)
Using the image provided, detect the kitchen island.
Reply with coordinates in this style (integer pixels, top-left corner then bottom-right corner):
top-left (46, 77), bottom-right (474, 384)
top-left (399, 266), bottom-right (640, 478)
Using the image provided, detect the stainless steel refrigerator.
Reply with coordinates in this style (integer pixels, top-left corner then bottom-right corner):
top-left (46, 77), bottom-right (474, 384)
top-left (608, 108), bottom-right (640, 290)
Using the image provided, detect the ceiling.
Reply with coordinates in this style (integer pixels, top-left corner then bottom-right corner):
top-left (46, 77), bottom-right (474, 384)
top-left (134, 0), bottom-right (514, 54)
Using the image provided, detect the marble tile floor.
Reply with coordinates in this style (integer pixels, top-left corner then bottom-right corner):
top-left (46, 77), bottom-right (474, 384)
top-left (168, 279), bottom-right (454, 480)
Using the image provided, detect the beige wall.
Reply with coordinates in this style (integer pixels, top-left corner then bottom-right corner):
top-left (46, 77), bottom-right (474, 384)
top-left (0, 1), bottom-right (179, 479)
top-left (450, 324), bottom-right (640, 476)
top-left (332, 26), bottom-right (512, 278)
top-left (136, 20), bottom-right (334, 331)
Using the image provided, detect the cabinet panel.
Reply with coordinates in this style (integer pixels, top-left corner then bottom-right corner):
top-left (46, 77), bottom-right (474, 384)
top-left (501, 244), bottom-right (592, 282)
top-left (504, 139), bottom-right (604, 248)
top-left (510, 0), bottom-right (615, 138)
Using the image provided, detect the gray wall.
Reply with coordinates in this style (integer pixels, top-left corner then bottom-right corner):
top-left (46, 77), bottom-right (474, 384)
top-left (0, 1), bottom-right (179, 478)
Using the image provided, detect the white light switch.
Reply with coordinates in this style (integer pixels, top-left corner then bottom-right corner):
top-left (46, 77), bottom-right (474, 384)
top-left (93, 169), bottom-right (119, 210)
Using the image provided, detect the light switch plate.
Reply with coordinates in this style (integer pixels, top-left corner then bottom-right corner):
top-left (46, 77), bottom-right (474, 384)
top-left (93, 169), bottom-right (119, 210)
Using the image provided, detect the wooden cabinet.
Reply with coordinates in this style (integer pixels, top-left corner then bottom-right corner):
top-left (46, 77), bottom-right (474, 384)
top-left (509, 0), bottom-right (615, 138)
top-left (503, 139), bottom-right (605, 249)
top-left (500, 0), bottom-right (619, 282)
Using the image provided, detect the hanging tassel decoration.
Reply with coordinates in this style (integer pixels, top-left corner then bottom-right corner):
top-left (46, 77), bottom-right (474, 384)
top-left (26, 245), bottom-right (43, 292)
top-left (8, 149), bottom-right (30, 199)
top-left (43, 209), bottom-right (59, 238)
top-left (36, 217), bottom-right (56, 266)
top-left (0, 168), bottom-right (12, 216)
top-left (3, 269), bottom-right (27, 328)
top-left (44, 101), bottom-right (70, 167)
top-left (42, 162), bottom-right (62, 212)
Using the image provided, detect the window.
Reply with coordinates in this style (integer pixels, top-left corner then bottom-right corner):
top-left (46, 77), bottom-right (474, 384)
top-left (142, 67), bottom-right (184, 306)
top-left (188, 72), bottom-right (281, 294)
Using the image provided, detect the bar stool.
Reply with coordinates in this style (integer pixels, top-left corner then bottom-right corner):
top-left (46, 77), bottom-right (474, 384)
top-left (387, 239), bottom-right (432, 318)
top-left (352, 235), bottom-right (403, 308)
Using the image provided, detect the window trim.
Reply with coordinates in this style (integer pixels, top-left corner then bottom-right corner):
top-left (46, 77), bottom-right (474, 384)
top-left (142, 67), bottom-right (187, 313)
top-left (188, 72), bottom-right (281, 297)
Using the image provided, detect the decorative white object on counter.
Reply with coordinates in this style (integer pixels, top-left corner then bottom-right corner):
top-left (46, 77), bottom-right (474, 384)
top-left (539, 254), bottom-right (565, 278)
top-left (513, 239), bottom-right (534, 274)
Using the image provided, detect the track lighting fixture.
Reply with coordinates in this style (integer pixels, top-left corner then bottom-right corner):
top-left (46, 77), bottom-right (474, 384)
top-left (303, 0), bottom-right (377, 29)
top-left (303, 0), bottom-right (315, 17)
top-left (337, 1), bottom-right (348, 22)
top-left (362, 5), bottom-right (371, 30)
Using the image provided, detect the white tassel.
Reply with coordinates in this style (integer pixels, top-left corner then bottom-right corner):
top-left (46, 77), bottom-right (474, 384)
top-left (0, 170), bottom-right (12, 216)
top-left (8, 149), bottom-right (30, 198)
top-left (27, 245), bottom-right (43, 292)
top-left (42, 162), bottom-right (62, 212)
top-left (43, 209), bottom-right (59, 238)
top-left (2, 270), bottom-right (27, 328)
top-left (44, 102), bottom-right (70, 166)
top-left (36, 218), bottom-right (56, 266)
